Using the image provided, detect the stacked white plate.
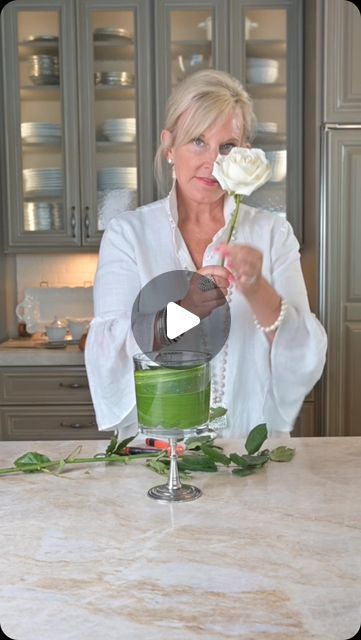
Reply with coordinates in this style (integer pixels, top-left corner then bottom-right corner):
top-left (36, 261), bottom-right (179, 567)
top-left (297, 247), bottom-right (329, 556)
top-left (246, 58), bottom-right (279, 84)
top-left (21, 122), bottom-right (62, 144)
top-left (97, 167), bottom-right (137, 191)
top-left (101, 118), bottom-right (136, 142)
top-left (257, 122), bottom-right (278, 133)
top-left (29, 54), bottom-right (59, 85)
top-left (98, 71), bottom-right (134, 86)
top-left (23, 168), bottom-right (63, 196)
top-left (26, 35), bottom-right (59, 43)
top-left (93, 27), bottom-right (132, 41)
top-left (24, 202), bottom-right (63, 231)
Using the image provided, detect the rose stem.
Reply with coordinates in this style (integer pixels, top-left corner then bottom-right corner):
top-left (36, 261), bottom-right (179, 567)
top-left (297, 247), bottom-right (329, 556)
top-left (220, 193), bottom-right (242, 267)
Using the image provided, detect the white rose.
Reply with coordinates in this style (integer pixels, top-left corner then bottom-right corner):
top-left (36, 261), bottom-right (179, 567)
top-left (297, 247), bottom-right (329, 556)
top-left (212, 147), bottom-right (271, 196)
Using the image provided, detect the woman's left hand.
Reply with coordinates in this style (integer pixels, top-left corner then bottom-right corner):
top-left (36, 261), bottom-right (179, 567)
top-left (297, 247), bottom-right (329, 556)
top-left (217, 242), bottom-right (283, 344)
top-left (217, 243), bottom-right (263, 297)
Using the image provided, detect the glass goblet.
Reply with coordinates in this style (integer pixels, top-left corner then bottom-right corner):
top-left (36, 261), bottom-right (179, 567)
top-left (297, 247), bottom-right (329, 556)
top-left (133, 350), bottom-right (211, 502)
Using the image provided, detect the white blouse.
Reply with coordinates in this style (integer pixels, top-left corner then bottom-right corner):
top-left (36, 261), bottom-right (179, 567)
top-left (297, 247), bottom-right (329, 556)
top-left (85, 185), bottom-right (327, 439)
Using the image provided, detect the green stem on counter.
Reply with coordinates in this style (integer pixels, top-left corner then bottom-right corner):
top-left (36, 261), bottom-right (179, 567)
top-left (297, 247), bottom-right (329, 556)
top-left (0, 452), bottom-right (161, 476)
top-left (0, 425), bottom-right (296, 478)
top-left (0, 466), bottom-right (24, 475)
top-left (221, 193), bottom-right (243, 267)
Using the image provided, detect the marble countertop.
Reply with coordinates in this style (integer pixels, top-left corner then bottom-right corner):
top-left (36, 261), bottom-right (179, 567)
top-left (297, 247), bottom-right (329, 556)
top-left (0, 338), bottom-right (85, 365)
top-left (0, 436), bottom-right (360, 640)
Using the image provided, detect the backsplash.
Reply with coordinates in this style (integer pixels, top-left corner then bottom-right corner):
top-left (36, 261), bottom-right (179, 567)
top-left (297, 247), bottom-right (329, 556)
top-left (16, 254), bottom-right (98, 303)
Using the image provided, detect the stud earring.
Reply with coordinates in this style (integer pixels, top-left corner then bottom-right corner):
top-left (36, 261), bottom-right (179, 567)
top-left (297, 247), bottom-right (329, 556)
top-left (167, 158), bottom-right (173, 165)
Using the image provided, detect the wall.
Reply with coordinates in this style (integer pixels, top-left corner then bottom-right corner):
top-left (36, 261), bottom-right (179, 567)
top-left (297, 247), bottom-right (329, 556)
top-left (16, 253), bottom-right (98, 303)
top-left (5, 253), bottom-right (98, 337)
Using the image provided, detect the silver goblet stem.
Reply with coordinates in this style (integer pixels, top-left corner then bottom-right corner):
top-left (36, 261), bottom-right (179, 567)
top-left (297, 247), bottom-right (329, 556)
top-left (146, 432), bottom-right (202, 502)
top-left (168, 436), bottom-right (182, 493)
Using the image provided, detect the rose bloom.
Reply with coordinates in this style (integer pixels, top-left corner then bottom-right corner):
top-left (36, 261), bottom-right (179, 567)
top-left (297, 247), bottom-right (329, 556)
top-left (212, 147), bottom-right (271, 196)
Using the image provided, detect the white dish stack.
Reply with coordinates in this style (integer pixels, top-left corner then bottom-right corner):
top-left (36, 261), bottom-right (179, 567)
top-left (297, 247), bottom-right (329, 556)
top-left (246, 58), bottom-right (279, 84)
top-left (93, 27), bottom-right (132, 41)
top-left (97, 71), bottom-right (134, 86)
top-left (97, 167), bottom-right (137, 191)
top-left (21, 122), bottom-right (61, 144)
top-left (24, 202), bottom-right (63, 231)
top-left (101, 118), bottom-right (136, 142)
top-left (257, 122), bottom-right (278, 134)
top-left (29, 54), bottom-right (59, 85)
top-left (23, 168), bottom-right (63, 196)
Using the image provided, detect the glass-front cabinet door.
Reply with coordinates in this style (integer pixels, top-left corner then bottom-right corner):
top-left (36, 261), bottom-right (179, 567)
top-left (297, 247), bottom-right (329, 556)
top-left (1, 0), bottom-right (153, 250)
top-left (154, 0), bottom-right (229, 194)
top-left (2, 0), bottom-right (80, 248)
top-left (230, 0), bottom-right (303, 240)
top-left (77, 0), bottom-right (153, 246)
top-left (154, 0), bottom-right (302, 240)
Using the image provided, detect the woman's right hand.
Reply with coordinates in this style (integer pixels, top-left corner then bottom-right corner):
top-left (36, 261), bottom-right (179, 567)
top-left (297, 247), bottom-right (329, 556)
top-left (180, 266), bottom-right (233, 319)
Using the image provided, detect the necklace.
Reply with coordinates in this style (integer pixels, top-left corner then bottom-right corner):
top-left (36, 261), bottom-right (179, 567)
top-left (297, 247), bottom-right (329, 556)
top-left (208, 287), bottom-right (233, 406)
top-left (200, 221), bottom-right (237, 407)
top-left (166, 194), bottom-right (237, 407)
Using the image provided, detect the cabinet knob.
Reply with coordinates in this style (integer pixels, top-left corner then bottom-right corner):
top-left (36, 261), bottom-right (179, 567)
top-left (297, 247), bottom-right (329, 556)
top-left (59, 382), bottom-right (88, 389)
top-left (59, 420), bottom-right (95, 429)
top-left (84, 206), bottom-right (90, 238)
top-left (70, 206), bottom-right (76, 238)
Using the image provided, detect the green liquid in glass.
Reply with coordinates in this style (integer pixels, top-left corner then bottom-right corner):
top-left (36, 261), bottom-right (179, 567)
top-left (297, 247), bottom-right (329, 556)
top-left (134, 364), bottom-right (210, 430)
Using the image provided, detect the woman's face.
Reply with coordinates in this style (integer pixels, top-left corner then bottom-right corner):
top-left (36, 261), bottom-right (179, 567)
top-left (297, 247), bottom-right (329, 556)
top-left (166, 110), bottom-right (245, 206)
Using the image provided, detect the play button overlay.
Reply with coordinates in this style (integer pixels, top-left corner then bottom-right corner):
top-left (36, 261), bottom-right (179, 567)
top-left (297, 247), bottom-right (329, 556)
top-left (166, 301), bottom-right (200, 339)
top-left (131, 269), bottom-right (231, 364)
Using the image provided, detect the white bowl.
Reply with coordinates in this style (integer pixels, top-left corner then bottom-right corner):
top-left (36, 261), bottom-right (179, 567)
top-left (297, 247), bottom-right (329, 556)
top-left (247, 57), bottom-right (278, 67)
top-left (265, 150), bottom-right (287, 182)
top-left (45, 325), bottom-right (67, 342)
top-left (246, 58), bottom-right (279, 84)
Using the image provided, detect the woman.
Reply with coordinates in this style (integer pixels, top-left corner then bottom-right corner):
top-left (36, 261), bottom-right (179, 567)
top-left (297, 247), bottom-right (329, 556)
top-left (85, 69), bottom-right (327, 439)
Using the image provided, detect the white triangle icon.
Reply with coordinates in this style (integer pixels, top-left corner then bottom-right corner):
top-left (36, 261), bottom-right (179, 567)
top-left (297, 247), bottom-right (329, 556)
top-left (166, 301), bottom-right (200, 340)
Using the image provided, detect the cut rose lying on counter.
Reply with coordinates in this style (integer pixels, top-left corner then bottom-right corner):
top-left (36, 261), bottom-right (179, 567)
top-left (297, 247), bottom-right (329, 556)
top-left (0, 423), bottom-right (295, 478)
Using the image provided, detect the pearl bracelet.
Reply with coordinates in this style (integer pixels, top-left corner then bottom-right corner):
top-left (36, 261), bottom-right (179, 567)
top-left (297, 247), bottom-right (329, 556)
top-left (253, 298), bottom-right (287, 334)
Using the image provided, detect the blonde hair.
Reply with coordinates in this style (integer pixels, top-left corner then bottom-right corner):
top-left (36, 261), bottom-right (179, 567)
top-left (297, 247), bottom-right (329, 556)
top-left (154, 69), bottom-right (256, 190)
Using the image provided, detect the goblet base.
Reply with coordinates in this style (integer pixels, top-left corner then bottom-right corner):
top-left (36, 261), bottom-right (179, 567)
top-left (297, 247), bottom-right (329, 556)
top-left (140, 426), bottom-right (206, 502)
top-left (148, 483), bottom-right (202, 502)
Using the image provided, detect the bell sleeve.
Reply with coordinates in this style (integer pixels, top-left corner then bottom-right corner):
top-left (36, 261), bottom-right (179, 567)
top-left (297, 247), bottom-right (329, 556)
top-left (85, 217), bottom-right (154, 434)
top-left (261, 219), bottom-right (327, 432)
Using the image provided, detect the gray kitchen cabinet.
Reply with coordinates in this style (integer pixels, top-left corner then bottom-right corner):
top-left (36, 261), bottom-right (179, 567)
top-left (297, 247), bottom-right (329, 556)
top-left (0, 367), bottom-right (92, 404)
top-left (0, 257), bottom-right (6, 342)
top-left (1, 0), bottom-right (304, 252)
top-left (320, 129), bottom-right (361, 436)
top-left (323, 0), bottom-right (361, 123)
top-left (0, 0), bottom-right (153, 251)
top-left (292, 391), bottom-right (316, 437)
top-left (0, 366), bottom-right (114, 440)
top-left (318, 0), bottom-right (361, 436)
top-left (0, 407), bottom-right (99, 441)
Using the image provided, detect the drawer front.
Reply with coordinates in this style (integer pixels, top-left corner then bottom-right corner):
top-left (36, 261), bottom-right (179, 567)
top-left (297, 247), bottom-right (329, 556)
top-left (0, 367), bottom-right (92, 404)
top-left (0, 406), bottom-right (113, 441)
